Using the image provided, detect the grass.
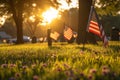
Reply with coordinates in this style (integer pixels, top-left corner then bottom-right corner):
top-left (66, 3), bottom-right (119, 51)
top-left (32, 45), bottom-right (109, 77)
top-left (0, 41), bottom-right (120, 80)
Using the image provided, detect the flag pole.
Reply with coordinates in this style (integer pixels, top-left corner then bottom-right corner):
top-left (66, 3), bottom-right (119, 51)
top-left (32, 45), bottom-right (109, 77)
top-left (82, 0), bottom-right (96, 51)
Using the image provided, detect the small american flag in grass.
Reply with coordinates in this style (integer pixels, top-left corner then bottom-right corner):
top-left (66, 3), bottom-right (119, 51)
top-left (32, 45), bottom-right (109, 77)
top-left (64, 26), bottom-right (73, 40)
top-left (50, 31), bottom-right (60, 40)
top-left (87, 6), bottom-right (108, 47)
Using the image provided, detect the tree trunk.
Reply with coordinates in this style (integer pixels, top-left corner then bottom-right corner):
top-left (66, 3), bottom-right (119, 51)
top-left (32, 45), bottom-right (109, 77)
top-left (9, 0), bottom-right (24, 44)
top-left (16, 0), bottom-right (24, 44)
top-left (16, 16), bottom-right (23, 44)
top-left (76, 0), bottom-right (97, 44)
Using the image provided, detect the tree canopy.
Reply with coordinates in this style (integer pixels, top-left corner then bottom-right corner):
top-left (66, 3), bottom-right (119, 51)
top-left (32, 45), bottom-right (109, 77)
top-left (95, 0), bottom-right (120, 16)
top-left (95, 0), bottom-right (120, 34)
top-left (0, 0), bottom-right (54, 44)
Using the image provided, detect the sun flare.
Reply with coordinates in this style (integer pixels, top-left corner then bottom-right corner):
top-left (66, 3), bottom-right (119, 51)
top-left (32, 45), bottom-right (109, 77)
top-left (42, 7), bottom-right (60, 25)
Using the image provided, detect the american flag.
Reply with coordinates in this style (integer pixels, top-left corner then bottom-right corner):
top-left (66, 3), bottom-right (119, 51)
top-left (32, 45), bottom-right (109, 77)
top-left (50, 31), bottom-right (60, 40)
top-left (64, 26), bottom-right (73, 40)
top-left (87, 6), bottom-right (108, 47)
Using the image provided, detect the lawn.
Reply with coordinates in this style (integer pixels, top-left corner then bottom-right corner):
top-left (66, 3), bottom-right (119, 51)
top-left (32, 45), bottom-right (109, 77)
top-left (0, 41), bottom-right (120, 80)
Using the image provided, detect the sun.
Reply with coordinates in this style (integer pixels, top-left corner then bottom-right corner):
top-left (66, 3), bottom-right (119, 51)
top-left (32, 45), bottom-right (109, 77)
top-left (42, 7), bottom-right (60, 25)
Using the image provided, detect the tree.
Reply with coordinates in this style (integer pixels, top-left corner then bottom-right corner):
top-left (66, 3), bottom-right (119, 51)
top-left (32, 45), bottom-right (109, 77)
top-left (0, 0), bottom-right (54, 44)
top-left (0, 0), bottom-right (28, 44)
top-left (76, 0), bottom-right (97, 44)
top-left (76, 0), bottom-right (120, 44)
top-left (101, 14), bottom-right (120, 36)
top-left (48, 0), bottom-right (96, 44)
top-left (94, 0), bottom-right (120, 37)
top-left (95, 0), bottom-right (120, 16)
top-left (24, 15), bottom-right (41, 43)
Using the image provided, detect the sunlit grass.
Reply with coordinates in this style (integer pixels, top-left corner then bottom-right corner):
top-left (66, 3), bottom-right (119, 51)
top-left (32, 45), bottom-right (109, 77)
top-left (0, 41), bottom-right (120, 80)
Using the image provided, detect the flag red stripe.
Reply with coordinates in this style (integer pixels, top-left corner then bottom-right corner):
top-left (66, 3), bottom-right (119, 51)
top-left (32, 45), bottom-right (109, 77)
top-left (90, 21), bottom-right (98, 26)
top-left (89, 25), bottom-right (100, 31)
top-left (89, 27), bottom-right (101, 36)
top-left (90, 21), bottom-right (99, 30)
